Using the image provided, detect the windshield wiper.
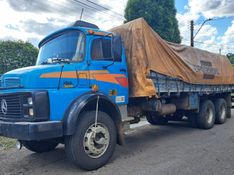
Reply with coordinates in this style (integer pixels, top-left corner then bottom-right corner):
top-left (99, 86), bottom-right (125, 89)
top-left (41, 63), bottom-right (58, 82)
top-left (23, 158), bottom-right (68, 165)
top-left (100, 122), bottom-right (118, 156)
top-left (41, 58), bottom-right (71, 65)
top-left (41, 60), bottom-right (51, 65)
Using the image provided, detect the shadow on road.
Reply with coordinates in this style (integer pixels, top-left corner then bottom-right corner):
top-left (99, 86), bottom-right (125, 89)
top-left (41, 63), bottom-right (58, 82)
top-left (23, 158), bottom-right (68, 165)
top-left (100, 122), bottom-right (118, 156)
top-left (2, 113), bottom-right (233, 175)
top-left (13, 120), bottom-right (200, 173)
top-left (0, 119), bottom-right (207, 175)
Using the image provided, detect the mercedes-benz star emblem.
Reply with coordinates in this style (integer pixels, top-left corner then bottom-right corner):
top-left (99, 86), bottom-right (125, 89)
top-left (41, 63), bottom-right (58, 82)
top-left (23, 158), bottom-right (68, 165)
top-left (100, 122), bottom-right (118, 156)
top-left (1, 99), bottom-right (8, 115)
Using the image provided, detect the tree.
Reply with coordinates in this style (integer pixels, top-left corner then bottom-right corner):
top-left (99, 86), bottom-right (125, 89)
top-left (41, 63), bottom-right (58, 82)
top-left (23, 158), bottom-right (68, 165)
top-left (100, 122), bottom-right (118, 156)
top-left (124, 0), bottom-right (181, 43)
top-left (227, 53), bottom-right (234, 65)
top-left (0, 40), bottom-right (38, 75)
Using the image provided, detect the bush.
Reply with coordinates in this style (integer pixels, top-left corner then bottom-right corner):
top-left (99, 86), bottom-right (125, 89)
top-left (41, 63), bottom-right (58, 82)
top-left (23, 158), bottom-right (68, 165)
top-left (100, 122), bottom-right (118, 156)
top-left (0, 40), bottom-right (38, 74)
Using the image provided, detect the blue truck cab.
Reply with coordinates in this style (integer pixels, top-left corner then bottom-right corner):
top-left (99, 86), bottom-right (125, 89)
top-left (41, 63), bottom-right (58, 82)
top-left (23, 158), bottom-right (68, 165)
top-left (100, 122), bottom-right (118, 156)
top-left (0, 21), bottom-right (129, 170)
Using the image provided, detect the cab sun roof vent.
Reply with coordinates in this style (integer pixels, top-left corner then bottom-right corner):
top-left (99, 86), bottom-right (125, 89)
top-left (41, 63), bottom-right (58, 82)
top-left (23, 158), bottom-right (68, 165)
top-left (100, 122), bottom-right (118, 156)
top-left (70, 20), bottom-right (99, 29)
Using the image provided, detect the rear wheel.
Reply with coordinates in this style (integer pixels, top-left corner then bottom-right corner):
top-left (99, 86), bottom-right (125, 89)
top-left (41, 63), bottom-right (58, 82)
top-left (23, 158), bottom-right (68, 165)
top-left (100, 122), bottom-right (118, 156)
top-left (145, 112), bottom-right (168, 125)
top-left (197, 100), bottom-right (215, 129)
top-left (22, 140), bottom-right (59, 153)
top-left (65, 111), bottom-right (117, 171)
top-left (214, 98), bottom-right (227, 124)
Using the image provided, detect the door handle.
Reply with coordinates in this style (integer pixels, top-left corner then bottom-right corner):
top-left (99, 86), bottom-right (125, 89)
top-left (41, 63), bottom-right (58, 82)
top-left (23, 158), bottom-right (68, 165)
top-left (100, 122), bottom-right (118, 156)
top-left (120, 69), bottom-right (127, 72)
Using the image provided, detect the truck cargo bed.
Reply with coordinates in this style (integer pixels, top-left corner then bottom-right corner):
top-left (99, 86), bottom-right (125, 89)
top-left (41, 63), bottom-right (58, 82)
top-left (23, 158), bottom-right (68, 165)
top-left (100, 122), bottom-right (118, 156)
top-left (149, 71), bottom-right (234, 97)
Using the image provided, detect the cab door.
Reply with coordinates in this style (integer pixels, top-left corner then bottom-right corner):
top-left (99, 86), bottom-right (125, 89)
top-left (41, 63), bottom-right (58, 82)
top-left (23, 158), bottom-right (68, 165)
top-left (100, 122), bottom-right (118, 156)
top-left (88, 36), bottom-right (128, 105)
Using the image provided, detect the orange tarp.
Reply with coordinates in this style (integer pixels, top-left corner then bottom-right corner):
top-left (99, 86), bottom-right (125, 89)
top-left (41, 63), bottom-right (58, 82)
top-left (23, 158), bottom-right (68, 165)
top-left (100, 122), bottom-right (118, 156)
top-left (110, 18), bottom-right (234, 97)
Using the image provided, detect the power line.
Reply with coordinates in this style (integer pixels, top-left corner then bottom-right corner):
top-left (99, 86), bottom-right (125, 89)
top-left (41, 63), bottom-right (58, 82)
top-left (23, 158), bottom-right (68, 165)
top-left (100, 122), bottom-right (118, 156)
top-left (194, 16), bottom-right (234, 25)
top-left (86, 0), bottom-right (124, 18)
top-left (45, 0), bottom-right (102, 21)
top-left (194, 41), bottom-right (234, 49)
top-left (183, 39), bottom-right (234, 50)
top-left (32, 1), bottom-right (97, 21)
top-left (211, 16), bottom-right (234, 21)
top-left (87, 0), bottom-right (110, 11)
top-left (31, 0), bottom-right (125, 25)
top-left (194, 41), bottom-right (221, 48)
top-left (72, 0), bottom-right (104, 12)
top-left (71, 0), bottom-right (125, 20)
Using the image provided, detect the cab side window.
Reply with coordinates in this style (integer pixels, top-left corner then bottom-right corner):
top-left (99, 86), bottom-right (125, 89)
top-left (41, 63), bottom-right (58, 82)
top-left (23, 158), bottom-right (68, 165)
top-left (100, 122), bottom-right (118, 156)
top-left (91, 38), bottom-right (112, 61)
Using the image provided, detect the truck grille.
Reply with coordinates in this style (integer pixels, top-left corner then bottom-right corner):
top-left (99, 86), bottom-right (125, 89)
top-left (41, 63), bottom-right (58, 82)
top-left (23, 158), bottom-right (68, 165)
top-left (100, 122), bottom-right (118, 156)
top-left (0, 95), bottom-right (22, 119)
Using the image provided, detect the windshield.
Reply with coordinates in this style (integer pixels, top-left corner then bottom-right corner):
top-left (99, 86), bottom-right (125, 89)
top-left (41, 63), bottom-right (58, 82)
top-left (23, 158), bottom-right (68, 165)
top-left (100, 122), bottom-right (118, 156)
top-left (37, 30), bottom-right (85, 65)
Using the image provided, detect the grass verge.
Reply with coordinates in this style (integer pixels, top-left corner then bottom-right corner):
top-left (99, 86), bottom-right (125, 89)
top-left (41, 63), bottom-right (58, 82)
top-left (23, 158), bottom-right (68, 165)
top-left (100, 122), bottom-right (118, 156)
top-left (0, 136), bottom-right (16, 151)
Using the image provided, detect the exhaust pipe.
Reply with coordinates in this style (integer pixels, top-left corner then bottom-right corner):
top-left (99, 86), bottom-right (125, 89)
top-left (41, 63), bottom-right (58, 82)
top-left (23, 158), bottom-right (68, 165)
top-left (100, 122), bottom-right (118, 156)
top-left (16, 140), bottom-right (23, 150)
top-left (158, 104), bottom-right (176, 115)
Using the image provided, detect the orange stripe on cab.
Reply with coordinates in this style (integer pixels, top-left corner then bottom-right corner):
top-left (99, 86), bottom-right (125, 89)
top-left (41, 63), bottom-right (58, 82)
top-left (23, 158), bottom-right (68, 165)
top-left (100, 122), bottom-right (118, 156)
top-left (40, 70), bottom-right (127, 86)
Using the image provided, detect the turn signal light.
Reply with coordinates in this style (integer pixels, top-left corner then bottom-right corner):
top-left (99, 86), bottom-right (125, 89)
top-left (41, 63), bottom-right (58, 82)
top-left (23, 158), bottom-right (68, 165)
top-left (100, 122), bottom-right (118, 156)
top-left (91, 84), bottom-right (99, 92)
top-left (88, 29), bottom-right (95, 34)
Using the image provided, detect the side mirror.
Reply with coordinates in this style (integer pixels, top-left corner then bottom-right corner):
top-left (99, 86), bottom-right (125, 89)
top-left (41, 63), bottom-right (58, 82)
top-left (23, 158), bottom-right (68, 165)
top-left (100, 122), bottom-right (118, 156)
top-left (111, 33), bottom-right (122, 61)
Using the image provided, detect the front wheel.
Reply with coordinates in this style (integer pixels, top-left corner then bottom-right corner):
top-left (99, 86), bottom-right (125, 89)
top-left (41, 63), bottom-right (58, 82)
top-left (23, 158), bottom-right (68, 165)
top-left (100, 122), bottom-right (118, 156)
top-left (65, 111), bottom-right (117, 171)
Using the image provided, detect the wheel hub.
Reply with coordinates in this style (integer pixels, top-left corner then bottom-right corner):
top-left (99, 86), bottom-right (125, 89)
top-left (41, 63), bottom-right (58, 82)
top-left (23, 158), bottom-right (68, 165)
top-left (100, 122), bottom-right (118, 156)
top-left (83, 123), bottom-right (110, 158)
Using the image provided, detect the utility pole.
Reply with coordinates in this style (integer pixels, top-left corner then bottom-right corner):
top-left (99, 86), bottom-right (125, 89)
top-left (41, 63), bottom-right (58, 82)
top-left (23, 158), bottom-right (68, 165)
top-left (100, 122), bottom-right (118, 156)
top-left (219, 48), bottom-right (222, 55)
top-left (190, 20), bottom-right (194, 47)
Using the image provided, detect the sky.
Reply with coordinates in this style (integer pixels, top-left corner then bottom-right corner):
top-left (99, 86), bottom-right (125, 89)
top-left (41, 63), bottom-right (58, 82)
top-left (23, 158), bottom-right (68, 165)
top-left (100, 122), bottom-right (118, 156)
top-left (0, 0), bottom-right (234, 55)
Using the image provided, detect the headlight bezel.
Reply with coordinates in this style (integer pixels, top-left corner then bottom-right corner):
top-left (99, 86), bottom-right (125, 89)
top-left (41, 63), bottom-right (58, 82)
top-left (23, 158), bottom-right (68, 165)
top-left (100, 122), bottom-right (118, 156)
top-left (22, 91), bottom-right (50, 121)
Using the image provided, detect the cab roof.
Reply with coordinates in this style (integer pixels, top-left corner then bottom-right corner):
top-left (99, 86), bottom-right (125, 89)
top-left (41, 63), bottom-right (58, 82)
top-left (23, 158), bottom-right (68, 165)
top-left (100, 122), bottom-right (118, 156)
top-left (38, 20), bottom-right (111, 48)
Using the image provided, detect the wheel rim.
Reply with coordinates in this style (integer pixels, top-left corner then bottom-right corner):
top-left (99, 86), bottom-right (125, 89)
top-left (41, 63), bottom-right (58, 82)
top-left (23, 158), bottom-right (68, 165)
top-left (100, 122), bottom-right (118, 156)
top-left (83, 123), bottom-right (110, 158)
top-left (220, 104), bottom-right (226, 120)
top-left (206, 107), bottom-right (214, 124)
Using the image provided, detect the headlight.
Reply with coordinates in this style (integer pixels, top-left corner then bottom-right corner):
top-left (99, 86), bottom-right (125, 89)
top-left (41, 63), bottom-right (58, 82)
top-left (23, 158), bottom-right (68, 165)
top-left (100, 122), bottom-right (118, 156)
top-left (27, 97), bottom-right (33, 105)
top-left (23, 96), bottom-right (34, 118)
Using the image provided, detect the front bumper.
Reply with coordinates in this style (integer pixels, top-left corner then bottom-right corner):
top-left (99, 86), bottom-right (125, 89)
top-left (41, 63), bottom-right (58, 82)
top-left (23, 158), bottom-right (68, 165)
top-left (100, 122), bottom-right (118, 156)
top-left (0, 120), bottom-right (63, 141)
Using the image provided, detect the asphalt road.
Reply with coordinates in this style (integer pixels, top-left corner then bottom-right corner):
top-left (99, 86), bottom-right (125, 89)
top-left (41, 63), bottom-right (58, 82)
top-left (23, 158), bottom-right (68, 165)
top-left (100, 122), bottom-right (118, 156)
top-left (1, 113), bottom-right (234, 175)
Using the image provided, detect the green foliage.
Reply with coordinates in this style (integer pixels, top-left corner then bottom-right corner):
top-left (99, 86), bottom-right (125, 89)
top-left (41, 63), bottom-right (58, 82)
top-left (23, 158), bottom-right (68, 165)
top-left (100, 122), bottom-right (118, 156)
top-left (0, 40), bottom-right (38, 75)
top-left (227, 53), bottom-right (234, 65)
top-left (124, 0), bottom-right (181, 43)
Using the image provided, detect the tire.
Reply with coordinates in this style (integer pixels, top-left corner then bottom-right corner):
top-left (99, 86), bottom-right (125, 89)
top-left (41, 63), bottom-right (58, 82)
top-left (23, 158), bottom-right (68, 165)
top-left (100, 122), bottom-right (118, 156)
top-left (227, 107), bottom-right (232, 119)
top-left (22, 140), bottom-right (59, 153)
top-left (65, 111), bottom-right (117, 171)
top-left (197, 100), bottom-right (215, 129)
top-left (226, 94), bottom-right (232, 118)
top-left (145, 112), bottom-right (168, 125)
top-left (214, 98), bottom-right (227, 124)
